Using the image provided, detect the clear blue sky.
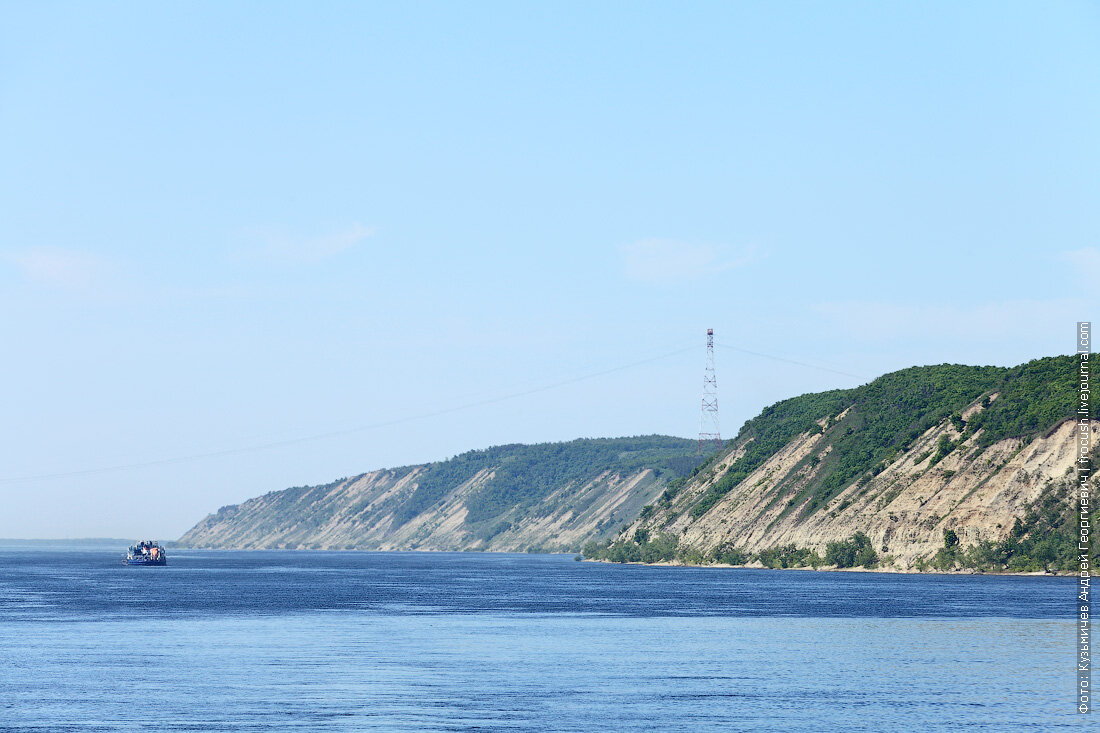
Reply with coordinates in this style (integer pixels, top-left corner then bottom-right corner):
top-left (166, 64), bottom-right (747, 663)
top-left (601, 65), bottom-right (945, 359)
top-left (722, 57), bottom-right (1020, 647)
top-left (1, 1), bottom-right (1097, 539)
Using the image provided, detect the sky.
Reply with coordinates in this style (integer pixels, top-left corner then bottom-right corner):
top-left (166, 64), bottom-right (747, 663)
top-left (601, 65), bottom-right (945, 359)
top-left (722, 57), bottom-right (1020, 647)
top-left (1, 1), bottom-right (1097, 539)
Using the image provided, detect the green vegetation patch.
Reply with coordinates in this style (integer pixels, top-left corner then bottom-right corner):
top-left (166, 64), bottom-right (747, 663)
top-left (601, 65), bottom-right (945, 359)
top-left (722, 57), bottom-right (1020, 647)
top-left (582, 533), bottom-right (869, 570)
top-left (966, 355), bottom-right (1081, 447)
top-left (824, 532), bottom-right (878, 568)
top-left (758, 544), bottom-right (824, 569)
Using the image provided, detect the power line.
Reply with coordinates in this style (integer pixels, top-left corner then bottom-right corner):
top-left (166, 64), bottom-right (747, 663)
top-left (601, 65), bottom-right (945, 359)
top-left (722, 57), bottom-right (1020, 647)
top-left (0, 344), bottom-right (698, 484)
top-left (715, 342), bottom-right (868, 380)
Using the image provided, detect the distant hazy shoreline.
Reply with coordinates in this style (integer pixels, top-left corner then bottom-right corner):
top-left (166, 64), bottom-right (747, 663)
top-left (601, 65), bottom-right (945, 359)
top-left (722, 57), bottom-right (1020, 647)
top-left (0, 538), bottom-right (136, 547)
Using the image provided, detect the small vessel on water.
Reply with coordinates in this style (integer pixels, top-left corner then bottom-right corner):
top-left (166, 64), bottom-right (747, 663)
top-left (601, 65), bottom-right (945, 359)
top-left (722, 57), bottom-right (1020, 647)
top-left (124, 540), bottom-right (167, 566)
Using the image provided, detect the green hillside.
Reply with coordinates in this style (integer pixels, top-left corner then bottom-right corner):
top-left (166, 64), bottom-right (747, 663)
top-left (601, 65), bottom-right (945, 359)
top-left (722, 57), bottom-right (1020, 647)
top-left (586, 355), bottom-right (1092, 573)
top-left (690, 356), bottom-right (1078, 522)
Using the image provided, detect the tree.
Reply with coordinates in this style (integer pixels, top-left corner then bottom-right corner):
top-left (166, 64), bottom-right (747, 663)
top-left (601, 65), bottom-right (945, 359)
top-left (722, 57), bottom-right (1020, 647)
top-left (825, 532), bottom-right (878, 568)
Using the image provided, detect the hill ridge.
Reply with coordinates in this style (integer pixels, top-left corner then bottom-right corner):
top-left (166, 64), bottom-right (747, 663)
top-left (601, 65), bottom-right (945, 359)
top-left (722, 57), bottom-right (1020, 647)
top-left (178, 435), bottom-right (701, 551)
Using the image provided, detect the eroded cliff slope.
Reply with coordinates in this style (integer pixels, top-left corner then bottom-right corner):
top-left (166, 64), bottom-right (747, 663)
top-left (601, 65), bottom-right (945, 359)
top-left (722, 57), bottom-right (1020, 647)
top-left (598, 355), bottom-right (1091, 571)
top-left (178, 436), bottom-right (700, 551)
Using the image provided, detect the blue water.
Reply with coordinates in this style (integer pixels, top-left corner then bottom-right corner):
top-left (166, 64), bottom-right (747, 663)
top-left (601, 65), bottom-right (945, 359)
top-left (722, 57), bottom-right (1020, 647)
top-left (0, 549), bottom-right (1082, 731)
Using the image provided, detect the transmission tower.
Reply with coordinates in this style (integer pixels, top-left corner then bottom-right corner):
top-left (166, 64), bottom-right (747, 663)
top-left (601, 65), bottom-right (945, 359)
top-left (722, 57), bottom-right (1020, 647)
top-left (698, 328), bottom-right (722, 454)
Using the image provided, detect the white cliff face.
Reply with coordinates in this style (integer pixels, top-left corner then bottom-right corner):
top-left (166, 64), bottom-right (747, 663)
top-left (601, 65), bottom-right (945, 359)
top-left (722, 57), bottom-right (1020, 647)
top-left (178, 464), bottom-right (666, 552)
top-left (623, 401), bottom-right (1093, 569)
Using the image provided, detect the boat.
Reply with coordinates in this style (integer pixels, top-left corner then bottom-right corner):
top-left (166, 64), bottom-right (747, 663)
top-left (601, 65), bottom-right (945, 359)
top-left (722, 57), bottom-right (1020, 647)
top-left (124, 540), bottom-right (167, 566)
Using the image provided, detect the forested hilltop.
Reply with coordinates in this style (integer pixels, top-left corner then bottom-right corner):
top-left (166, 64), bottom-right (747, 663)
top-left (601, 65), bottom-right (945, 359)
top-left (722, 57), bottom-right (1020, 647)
top-left (585, 355), bottom-right (1094, 573)
top-left (178, 436), bottom-right (701, 551)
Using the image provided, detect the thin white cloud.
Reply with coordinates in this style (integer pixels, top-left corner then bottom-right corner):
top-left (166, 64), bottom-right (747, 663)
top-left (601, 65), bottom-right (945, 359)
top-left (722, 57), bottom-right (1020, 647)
top-left (1060, 247), bottom-right (1100, 271)
top-left (3, 247), bottom-right (112, 291)
top-left (246, 223), bottom-right (376, 264)
top-left (620, 239), bottom-right (756, 283)
top-left (812, 298), bottom-right (1089, 344)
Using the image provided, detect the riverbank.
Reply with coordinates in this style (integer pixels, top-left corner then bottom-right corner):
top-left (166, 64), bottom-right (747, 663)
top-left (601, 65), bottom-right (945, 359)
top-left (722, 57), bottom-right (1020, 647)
top-left (582, 557), bottom-right (1065, 577)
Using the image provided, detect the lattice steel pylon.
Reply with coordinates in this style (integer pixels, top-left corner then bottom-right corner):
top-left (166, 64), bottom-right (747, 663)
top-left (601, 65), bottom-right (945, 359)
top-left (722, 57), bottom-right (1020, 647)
top-left (698, 328), bottom-right (722, 454)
